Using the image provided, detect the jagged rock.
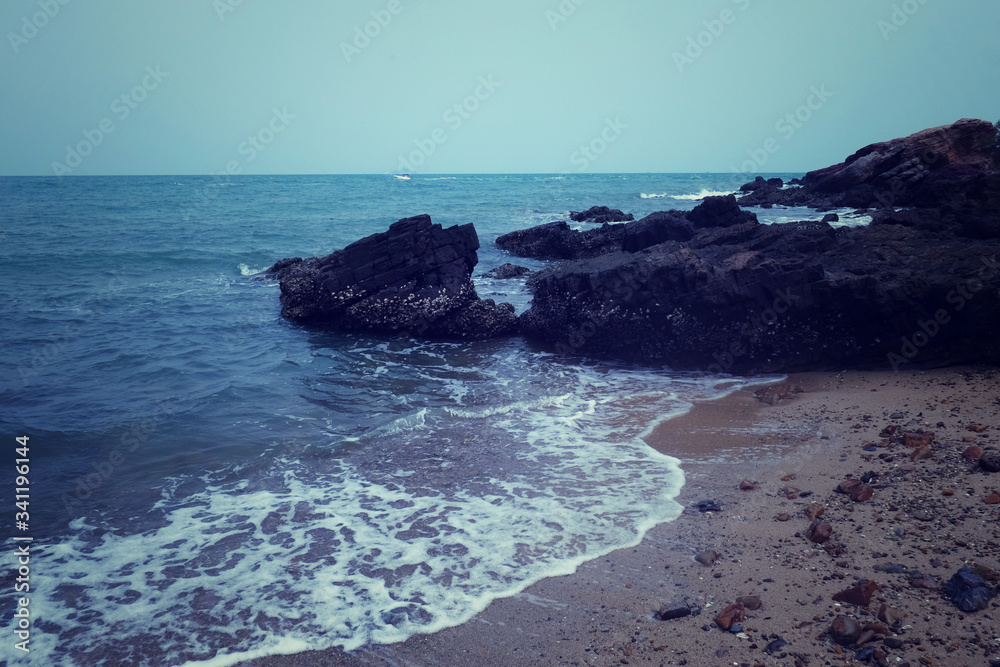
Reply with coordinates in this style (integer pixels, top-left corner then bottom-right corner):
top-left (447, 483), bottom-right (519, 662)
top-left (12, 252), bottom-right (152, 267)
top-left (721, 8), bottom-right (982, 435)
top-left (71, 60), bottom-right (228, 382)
top-left (569, 205), bottom-right (634, 224)
top-left (832, 580), bottom-right (879, 606)
top-left (944, 567), bottom-right (997, 612)
top-left (714, 603), bottom-right (745, 631)
top-left (495, 220), bottom-right (624, 260)
top-left (484, 263), bottom-right (532, 279)
top-left (271, 214), bottom-right (517, 340)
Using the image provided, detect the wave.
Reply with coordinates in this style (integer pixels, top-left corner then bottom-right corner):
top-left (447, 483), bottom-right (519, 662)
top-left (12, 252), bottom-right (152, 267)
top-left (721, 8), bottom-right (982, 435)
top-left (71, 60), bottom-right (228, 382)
top-left (668, 189), bottom-right (737, 201)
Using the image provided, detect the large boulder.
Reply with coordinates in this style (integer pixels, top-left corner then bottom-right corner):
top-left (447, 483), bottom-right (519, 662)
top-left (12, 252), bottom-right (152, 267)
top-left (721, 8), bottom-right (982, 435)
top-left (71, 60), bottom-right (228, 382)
top-left (269, 214), bottom-right (517, 339)
top-left (569, 206), bottom-right (634, 224)
top-left (495, 220), bottom-right (624, 260)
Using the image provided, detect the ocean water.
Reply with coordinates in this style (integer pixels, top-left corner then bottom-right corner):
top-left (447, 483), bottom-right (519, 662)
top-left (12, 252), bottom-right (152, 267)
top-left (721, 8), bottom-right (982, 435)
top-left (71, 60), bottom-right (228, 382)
top-left (0, 174), bottom-right (842, 666)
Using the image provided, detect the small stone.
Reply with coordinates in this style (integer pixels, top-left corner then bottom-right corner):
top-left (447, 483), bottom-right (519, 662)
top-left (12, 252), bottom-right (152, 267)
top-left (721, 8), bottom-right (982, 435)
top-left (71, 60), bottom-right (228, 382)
top-left (962, 445), bottom-right (985, 460)
top-left (942, 488), bottom-right (954, 496)
top-left (857, 629), bottom-right (876, 645)
top-left (832, 580), bottom-right (879, 606)
top-left (806, 519), bottom-right (833, 544)
top-left (714, 603), bottom-right (745, 631)
top-left (830, 615), bottom-right (862, 645)
top-left (864, 622), bottom-right (889, 635)
top-left (967, 423), bottom-right (989, 433)
top-left (883, 637), bottom-right (904, 649)
top-left (775, 513), bottom-right (791, 522)
top-left (962, 435), bottom-right (977, 443)
top-left (944, 567), bottom-right (997, 612)
top-left (785, 486), bottom-right (801, 499)
top-left (739, 479), bottom-right (755, 491)
top-left (837, 478), bottom-right (863, 494)
top-left (850, 484), bottom-right (875, 502)
top-left (692, 499), bottom-right (723, 512)
top-left (980, 456), bottom-right (1000, 473)
top-left (910, 574), bottom-right (939, 590)
top-left (911, 446), bottom-right (933, 461)
top-left (766, 637), bottom-right (787, 653)
top-left (985, 492), bottom-right (1000, 505)
top-left (805, 503), bottom-right (825, 519)
top-left (780, 473), bottom-right (796, 482)
top-left (877, 604), bottom-right (899, 625)
top-left (695, 550), bottom-right (719, 566)
top-left (735, 595), bottom-right (762, 611)
top-left (902, 431), bottom-right (934, 448)
top-left (655, 601), bottom-right (692, 621)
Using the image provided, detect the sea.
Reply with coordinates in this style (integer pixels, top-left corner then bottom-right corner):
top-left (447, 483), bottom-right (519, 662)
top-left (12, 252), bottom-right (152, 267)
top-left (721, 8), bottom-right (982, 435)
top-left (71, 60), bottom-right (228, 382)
top-left (0, 174), bottom-right (869, 666)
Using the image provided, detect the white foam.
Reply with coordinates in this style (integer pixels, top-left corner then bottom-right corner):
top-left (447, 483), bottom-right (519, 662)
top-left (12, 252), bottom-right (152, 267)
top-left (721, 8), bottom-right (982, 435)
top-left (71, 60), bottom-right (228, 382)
top-left (669, 189), bottom-right (737, 201)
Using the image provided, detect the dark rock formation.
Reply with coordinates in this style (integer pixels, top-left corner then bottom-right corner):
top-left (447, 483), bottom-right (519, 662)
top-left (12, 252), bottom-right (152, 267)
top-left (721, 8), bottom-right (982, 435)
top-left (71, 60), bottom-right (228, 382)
top-left (269, 214), bottom-right (517, 339)
top-left (515, 121), bottom-right (1000, 372)
top-left (495, 221), bottom-right (624, 260)
top-left (569, 205), bottom-right (634, 224)
top-left (483, 263), bottom-right (532, 279)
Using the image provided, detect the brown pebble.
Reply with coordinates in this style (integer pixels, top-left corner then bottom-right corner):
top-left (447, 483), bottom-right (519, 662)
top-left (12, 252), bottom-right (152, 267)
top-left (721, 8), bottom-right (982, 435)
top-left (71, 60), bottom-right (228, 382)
top-left (857, 629), bottom-right (876, 645)
top-left (775, 513), bottom-right (791, 522)
top-left (832, 580), bottom-right (878, 606)
top-left (830, 615), bottom-right (861, 645)
top-left (806, 519), bottom-right (833, 544)
top-left (902, 431), bottom-right (934, 448)
top-left (967, 423), bottom-right (989, 433)
top-left (962, 435), bottom-right (977, 443)
top-left (962, 445), bottom-right (984, 460)
top-left (878, 603), bottom-right (899, 625)
top-left (785, 486), bottom-right (801, 499)
top-left (942, 488), bottom-right (954, 496)
top-left (911, 446), bottom-right (933, 461)
top-left (714, 602), bottom-right (745, 631)
top-left (838, 478), bottom-right (863, 494)
top-left (805, 503), bottom-right (825, 519)
top-left (739, 479), bottom-right (755, 491)
top-left (864, 622), bottom-right (889, 635)
top-left (780, 473), bottom-right (796, 482)
top-left (985, 492), bottom-right (1000, 505)
top-left (850, 484), bottom-right (874, 502)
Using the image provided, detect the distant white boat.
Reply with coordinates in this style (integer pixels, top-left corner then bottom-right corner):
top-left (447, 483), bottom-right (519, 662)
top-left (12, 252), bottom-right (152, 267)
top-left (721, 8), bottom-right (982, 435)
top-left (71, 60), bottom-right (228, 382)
top-left (393, 174), bottom-right (411, 180)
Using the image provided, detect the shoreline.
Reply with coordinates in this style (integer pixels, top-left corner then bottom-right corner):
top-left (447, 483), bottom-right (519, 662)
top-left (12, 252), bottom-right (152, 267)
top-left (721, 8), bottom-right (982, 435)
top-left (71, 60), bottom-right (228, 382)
top-left (240, 367), bottom-right (1000, 667)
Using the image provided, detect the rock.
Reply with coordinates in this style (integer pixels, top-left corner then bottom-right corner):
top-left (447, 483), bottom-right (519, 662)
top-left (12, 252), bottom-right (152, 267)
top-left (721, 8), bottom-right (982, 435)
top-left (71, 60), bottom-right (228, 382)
top-left (883, 637), bottom-right (903, 649)
top-left (495, 220), bottom-right (624, 260)
top-left (569, 206), bottom-right (634, 224)
top-left (775, 513), bottom-right (791, 522)
top-left (911, 446), bottom-right (934, 461)
top-left (822, 213), bottom-right (840, 223)
top-left (483, 263), bottom-right (532, 279)
top-left (944, 567), bottom-right (997, 612)
top-left (273, 215), bottom-right (518, 340)
top-left (838, 479), bottom-right (864, 495)
top-left (765, 637), bottom-right (787, 653)
top-left (736, 595), bottom-right (762, 610)
top-left (806, 519), bottom-right (833, 544)
top-left (942, 488), bottom-right (954, 496)
top-left (985, 492), bottom-right (1000, 504)
top-left (620, 210), bottom-right (694, 252)
top-left (785, 486), bottom-right (801, 499)
top-left (967, 423), bottom-right (990, 433)
top-left (850, 484), bottom-right (875, 502)
top-left (832, 580), bottom-right (879, 606)
top-left (739, 479), bottom-right (756, 491)
top-left (902, 431), bottom-right (935, 448)
top-left (805, 503), bottom-right (826, 519)
top-left (864, 622), bottom-right (890, 636)
top-left (962, 445), bottom-right (985, 460)
top-left (695, 550), bottom-right (719, 566)
top-left (877, 604), bottom-right (899, 625)
top-left (692, 500), bottom-right (722, 512)
top-left (714, 603), bottom-right (745, 631)
top-left (909, 573), bottom-right (939, 590)
top-left (980, 455), bottom-right (1000, 473)
top-left (740, 176), bottom-right (777, 193)
top-left (830, 616), bottom-right (862, 645)
top-left (517, 120), bottom-right (1000, 372)
top-left (655, 601), bottom-right (692, 621)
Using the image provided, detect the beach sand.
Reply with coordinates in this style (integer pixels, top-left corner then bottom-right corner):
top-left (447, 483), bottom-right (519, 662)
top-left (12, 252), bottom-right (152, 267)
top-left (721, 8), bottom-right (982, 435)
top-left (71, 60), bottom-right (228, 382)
top-left (240, 367), bottom-right (1000, 667)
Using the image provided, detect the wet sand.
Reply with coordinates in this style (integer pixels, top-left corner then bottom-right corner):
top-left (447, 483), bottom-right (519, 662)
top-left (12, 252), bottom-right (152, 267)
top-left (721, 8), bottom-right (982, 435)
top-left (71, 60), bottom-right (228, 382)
top-left (240, 367), bottom-right (1000, 667)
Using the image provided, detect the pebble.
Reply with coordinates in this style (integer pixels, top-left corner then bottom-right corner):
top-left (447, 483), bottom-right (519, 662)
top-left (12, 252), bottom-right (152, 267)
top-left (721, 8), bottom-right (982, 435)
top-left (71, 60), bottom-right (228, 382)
top-left (878, 604), bottom-right (899, 625)
top-left (655, 601), bottom-right (692, 621)
top-left (766, 637), bottom-right (787, 653)
top-left (775, 513), bottom-right (791, 522)
top-left (714, 602), bottom-right (745, 631)
top-left (942, 488), bottom-right (954, 496)
top-left (736, 595), bottom-right (762, 611)
top-left (785, 486), bottom-right (801, 499)
top-left (832, 580), bottom-right (879, 606)
top-left (739, 479), bottom-right (755, 491)
top-left (850, 484), bottom-right (875, 502)
top-left (884, 637), bottom-right (904, 649)
top-left (805, 503), bottom-right (825, 519)
top-left (695, 550), bottom-right (719, 566)
top-left (830, 615), bottom-right (862, 645)
top-left (967, 423), bottom-right (989, 433)
top-left (692, 499), bottom-right (722, 512)
top-left (985, 492), bottom-right (1000, 504)
top-left (806, 519), bottom-right (833, 544)
top-left (962, 445), bottom-right (984, 460)
top-left (838, 478), bottom-right (863, 494)
top-left (911, 446), bottom-right (934, 461)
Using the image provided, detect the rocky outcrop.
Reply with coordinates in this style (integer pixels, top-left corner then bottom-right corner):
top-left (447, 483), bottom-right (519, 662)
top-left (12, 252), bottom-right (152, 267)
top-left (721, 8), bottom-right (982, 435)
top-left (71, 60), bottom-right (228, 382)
top-left (569, 206), bottom-right (634, 224)
top-left (495, 221), bottom-right (624, 260)
top-left (269, 214), bottom-right (517, 339)
top-left (737, 118), bottom-right (1000, 221)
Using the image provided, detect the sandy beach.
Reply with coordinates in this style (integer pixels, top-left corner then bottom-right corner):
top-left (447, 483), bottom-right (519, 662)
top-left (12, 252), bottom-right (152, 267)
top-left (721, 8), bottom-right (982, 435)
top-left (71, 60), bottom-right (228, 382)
top-left (241, 367), bottom-right (1000, 667)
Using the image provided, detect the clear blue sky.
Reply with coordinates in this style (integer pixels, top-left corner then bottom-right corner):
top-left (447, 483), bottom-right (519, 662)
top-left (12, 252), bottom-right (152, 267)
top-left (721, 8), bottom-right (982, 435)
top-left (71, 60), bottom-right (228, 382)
top-left (2, 0), bottom-right (998, 175)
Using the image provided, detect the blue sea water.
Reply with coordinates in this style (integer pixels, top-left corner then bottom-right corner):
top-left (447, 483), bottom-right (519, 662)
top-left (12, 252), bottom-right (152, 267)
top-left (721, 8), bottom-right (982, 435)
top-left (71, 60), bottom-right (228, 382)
top-left (0, 174), bottom-right (860, 666)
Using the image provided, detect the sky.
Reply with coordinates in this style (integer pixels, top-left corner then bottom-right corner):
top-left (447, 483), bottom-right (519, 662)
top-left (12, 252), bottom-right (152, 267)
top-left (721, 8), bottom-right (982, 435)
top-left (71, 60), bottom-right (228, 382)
top-left (1, 0), bottom-right (998, 176)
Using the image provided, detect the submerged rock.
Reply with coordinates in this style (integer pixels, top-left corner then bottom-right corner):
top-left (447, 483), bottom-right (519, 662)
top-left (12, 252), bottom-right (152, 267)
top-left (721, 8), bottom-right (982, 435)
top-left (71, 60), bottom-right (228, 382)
top-left (270, 214), bottom-right (517, 340)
